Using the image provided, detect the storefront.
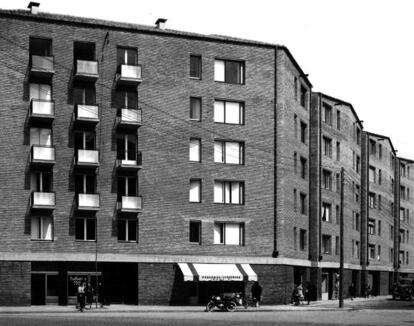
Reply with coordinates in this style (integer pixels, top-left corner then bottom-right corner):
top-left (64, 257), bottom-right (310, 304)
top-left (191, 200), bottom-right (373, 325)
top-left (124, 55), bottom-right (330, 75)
top-left (67, 271), bottom-right (102, 305)
top-left (31, 271), bottom-right (59, 305)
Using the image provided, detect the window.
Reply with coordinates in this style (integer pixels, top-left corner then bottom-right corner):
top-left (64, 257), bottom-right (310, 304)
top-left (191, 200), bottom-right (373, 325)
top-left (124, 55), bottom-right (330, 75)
top-left (117, 134), bottom-right (137, 162)
top-left (408, 188), bottom-right (410, 200)
top-left (300, 122), bottom-right (307, 144)
top-left (189, 138), bottom-right (201, 162)
top-left (391, 178), bottom-right (395, 194)
top-left (368, 244), bottom-right (375, 260)
top-left (189, 220), bottom-right (201, 244)
top-left (214, 140), bottom-right (244, 164)
top-left (30, 83), bottom-right (52, 101)
top-left (74, 131), bottom-right (95, 150)
top-left (336, 174), bottom-right (340, 193)
top-left (31, 171), bottom-right (52, 192)
top-left (74, 42), bottom-right (95, 61)
top-left (335, 236), bottom-right (339, 256)
top-left (30, 37), bottom-right (52, 56)
top-left (117, 89), bottom-right (138, 109)
top-left (293, 152), bottom-right (298, 175)
top-left (214, 180), bottom-right (244, 205)
top-left (356, 128), bottom-right (361, 145)
top-left (378, 220), bottom-right (382, 236)
top-left (293, 189), bottom-right (297, 212)
top-left (293, 227), bottom-right (297, 251)
top-left (407, 252), bottom-right (409, 265)
top-left (355, 241), bottom-right (360, 259)
top-left (368, 219), bottom-right (375, 235)
top-left (300, 229), bottom-right (307, 251)
top-left (336, 142), bottom-right (340, 161)
top-left (369, 192), bottom-right (376, 209)
top-left (322, 203), bottom-right (331, 222)
top-left (117, 47), bottom-right (138, 67)
top-left (300, 193), bottom-right (307, 215)
top-left (323, 103), bottom-right (332, 125)
top-left (189, 179), bottom-right (201, 203)
top-left (294, 77), bottom-right (298, 100)
top-left (336, 110), bottom-right (341, 130)
top-left (400, 208), bottom-right (405, 222)
top-left (322, 169), bottom-right (332, 190)
top-left (118, 219), bottom-right (137, 242)
top-left (335, 205), bottom-right (340, 224)
top-left (355, 185), bottom-right (360, 202)
top-left (75, 218), bottom-right (96, 241)
top-left (31, 216), bottom-right (53, 240)
top-left (369, 166), bottom-right (376, 183)
top-left (378, 169), bottom-right (382, 185)
top-left (378, 195), bottom-right (382, 210)
top-left (355, 213), bottom-right (360, 231)
top-left (30, 128), bottom-right (52, 147)
top-left (400, 229), bottom-right (405, 243)
top-left (400, 251), bottom-right (405, 265)
top-left (190, 55), bottom-right (202, 79)
top-left (356, 155), bottom-right (361, 173)
top-left (400, 186), bottom-right (406, 200)
top-left (401, 163), bottom-right (406, 177)
top-left (214, 222), bottom-right (244, 245)
top-left (369, 139), bottom-right (376, 156)
top-left (214, 100), bottom-right (244, 124)
top-left (390, 225), bottom-right (394, 241)
top-left (214, 59), bottom-right (244, 84)
top-left (73, 82), bottom-right (96, 105)
top-left (390, 248), bottom-right (394, 263)
top-left (75, 174), bottom-right (96, 195)
top-left (323, 137), bottom-right (332, 157)
top-left (300, 85), bottom-right (307, 108)
top-left (378, 245), bottom-right (381, 261)
top-left (300, 157), bottom-right (307, 179)
top-left (117, 175), bottom-right (137, 199)
top-left (408, 230), bottom-right (410, 243)
top-left (190, 97), bottom-right (201, 121)
top-left (322, 235), bottom-right (332, 254)
top-left (378, 144), bottom-right (382, 159)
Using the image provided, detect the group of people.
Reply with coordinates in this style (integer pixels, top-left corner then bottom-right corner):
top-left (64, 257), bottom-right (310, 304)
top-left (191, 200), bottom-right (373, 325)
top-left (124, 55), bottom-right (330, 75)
top-left (77, 281), bottom-right (105, 312)
top-left (291, 282), bottom-right (315, 305)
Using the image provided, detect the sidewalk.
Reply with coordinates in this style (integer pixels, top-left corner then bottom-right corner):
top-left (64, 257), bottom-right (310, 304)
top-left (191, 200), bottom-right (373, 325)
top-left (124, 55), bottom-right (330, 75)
top-left (0, 296), bottom-right (389, 314)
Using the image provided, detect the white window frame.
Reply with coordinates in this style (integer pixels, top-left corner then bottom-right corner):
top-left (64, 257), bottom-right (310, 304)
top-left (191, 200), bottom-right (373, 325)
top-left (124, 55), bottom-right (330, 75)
top-left (214, 180), bottom-right (244, 205)
top-left (214, 222), bottom-right (244, 245)
top-left (214, 100), bottom-right (244, 125)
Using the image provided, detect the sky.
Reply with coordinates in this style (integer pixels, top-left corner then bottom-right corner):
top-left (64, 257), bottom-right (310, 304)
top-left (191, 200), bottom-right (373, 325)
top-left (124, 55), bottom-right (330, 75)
top-left (2, 0), bottom-right (414, 157)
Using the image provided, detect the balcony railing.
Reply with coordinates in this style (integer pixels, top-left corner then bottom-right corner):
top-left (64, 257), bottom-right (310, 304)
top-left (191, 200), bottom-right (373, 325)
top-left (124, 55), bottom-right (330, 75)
top-left (117, 64), bottom-right (142, 85)
top-left (116, 151), bottom-right (142, 170)
top-left (75, 60), bottom-right (98, 81)
top-left (118, 195), bottom-right (143, 212)
top-left (77, 193), bottom-right (100, 211)
top-left (75, 149), bottom-right (99, 166)
top-left (30, 99), bottom-right (55, 120)
top-left (31, 55), bottom-right (54, 77)
top-left (31, 146), bottom-right (55, 164)
top-left (74, 104), bottom-right (99, 123)
top-left (117, 108), bottom-right (142, 127)
top-left (31, 191), bottom-right (55, 209)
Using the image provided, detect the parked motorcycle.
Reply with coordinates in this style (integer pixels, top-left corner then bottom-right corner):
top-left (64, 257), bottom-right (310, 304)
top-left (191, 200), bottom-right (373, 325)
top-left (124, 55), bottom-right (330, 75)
top-left (206, 293), bottom-right (241, 312)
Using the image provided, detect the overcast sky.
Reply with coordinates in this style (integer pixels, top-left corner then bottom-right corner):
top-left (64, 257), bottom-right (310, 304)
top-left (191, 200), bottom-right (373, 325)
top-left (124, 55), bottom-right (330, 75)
top-left (2, 0), bottom-right (413, 157)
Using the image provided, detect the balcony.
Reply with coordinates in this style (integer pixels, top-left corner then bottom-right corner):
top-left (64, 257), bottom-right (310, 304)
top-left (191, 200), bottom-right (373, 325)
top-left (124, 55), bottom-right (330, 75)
top-left (29, 99), bottom-right (55, 121)
top-left (118, 196), bottom-right (142, 213)
top-left (74, 60), bottom-right (98, 81)
top-left (30, 55), bottom-right (54, 78)
top-left (117, 64), bottom-right (142, 86)
top-left (77, 193), bottom-right (100, 211)
top-left (31, 146), bottom-right (55, 165)
top-left (31, 191), bottom-right (55, 210)
top-left (74, 149), bottom-right (99, 167)
top-left (117, 151), bottom-right (142, 170)
top-left (117, 108), bottom-right (142, 128)
top-left (74, 104), bottom-right (99, 124)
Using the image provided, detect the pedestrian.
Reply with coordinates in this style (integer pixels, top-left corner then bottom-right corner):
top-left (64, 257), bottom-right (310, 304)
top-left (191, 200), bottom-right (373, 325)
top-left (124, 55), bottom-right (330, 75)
top-left (332, 280), bottom-right (339, 300)
top-left (77, 281), bottom-right (86, 312)
top-left (98, 281), bottom-right (106, 307)
top-left (304, 282), bottom-right (312, 305)
top-left (297, 283), bottom-right (304, 303)
top-left (349, 283), bottom-right (356, 300)
top-left (366, 284), bottom-right (371, 298)
top-left (291, 284), bottom-right (300, 305)
top-left (85, 282), bottom-right (94, 309)
top-left (251, 281), bottom-right (263, 307)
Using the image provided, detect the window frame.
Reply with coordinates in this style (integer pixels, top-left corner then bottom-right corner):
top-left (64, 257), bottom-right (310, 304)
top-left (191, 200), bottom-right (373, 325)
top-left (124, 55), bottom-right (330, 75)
top-left (117, 218), bottom-right (138, 242)
top-left (189, 55), bottom-right (202, 79)
top-left (189, 179), bottom-right (202, 203)
top-left (214, 180), bottom-right (245, 205)
top-left (189, 138), bottom-right (201, 162)
top-left (75, 217), bottom-right (96, 241)
top-left (31, 216), bottom-right (53, 241)
top-left (214, 59), bottom-right (245, 84)
top-left (214, 140), bottom-right (244, 165)
top-left (189, 220), bottom-right (202, 244)
top-left (213, 222), bottom-right (245, 245)
top-left (189, 97), bottom-right (202, 121)
top-left (214, 99), bottom-right (245, 125)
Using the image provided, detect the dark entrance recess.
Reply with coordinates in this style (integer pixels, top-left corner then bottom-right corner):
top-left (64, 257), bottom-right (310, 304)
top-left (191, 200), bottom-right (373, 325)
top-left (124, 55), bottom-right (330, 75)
top-left (31, 274), bottom-right (46, 305)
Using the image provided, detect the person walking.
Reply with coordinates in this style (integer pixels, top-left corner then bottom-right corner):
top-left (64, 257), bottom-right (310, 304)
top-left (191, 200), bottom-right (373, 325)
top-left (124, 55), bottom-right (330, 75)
top-left (349, 283), bottom-right (356, 300)
top-left (85, 283), bottom-right (94, 309)
top-left (77, 281), bottom-right (86, 312)
top-left (251, 281), bottom-right (263, 307)
top-left (304, 282), bottom-right (312, 305)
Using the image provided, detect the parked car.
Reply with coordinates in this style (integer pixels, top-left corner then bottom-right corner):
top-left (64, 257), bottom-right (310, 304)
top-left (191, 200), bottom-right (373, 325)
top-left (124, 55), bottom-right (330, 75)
top-left (392, 278), bottom-right (413, 300)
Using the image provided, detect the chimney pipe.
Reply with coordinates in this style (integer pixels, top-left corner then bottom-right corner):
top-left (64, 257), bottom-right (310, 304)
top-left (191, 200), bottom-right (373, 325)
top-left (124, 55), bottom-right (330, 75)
top-left (28, 2), bottom-right (40, 14)
top-left (155, 18), bottom-right (167, 30)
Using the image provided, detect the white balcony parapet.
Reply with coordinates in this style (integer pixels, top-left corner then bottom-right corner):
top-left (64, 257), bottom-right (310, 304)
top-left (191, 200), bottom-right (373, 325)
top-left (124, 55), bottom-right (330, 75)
top-left (120, 108), bottom-right (141, 125)
top-left (31, 99), bottom-right (55, 118)
top-left (78, 193), bottom-right (100, 210)
top-left (32, 192), bottom-right (55, 208)
top-left (119, 196), bottom-right (142, 212)
top-left (76, 104), bottom-right (99, 121)
top-left (31, 55), bottom-right (54, 74)
top-left (76, 60), bottom-right (98, 77)
top-left (77, 149), bottom-right (99, 165)
top-left (31, 146), bottom-right (55, 163)
top-left (117, 64), bottom-right (142, 85)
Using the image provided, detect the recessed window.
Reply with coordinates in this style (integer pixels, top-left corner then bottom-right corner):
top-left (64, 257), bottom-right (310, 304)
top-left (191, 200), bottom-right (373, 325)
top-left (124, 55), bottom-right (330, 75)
top-left (116, 89), bottom-right (138, 109)
top-left (300, 85), bottom-right (307, 108)
top-left (30, 127), bottom-right (52, 147)
top-left (335, 236), bottom-right (339, 256)
top-left (336, 110), bottom-right (341, 130)
top-left (369, 139), bottom-right (376, 156)
top-left (189, 138), bottom-right (201, 162)
top-left (214, 140), bottom-right (244, 164)
top-left (299, 229), bottom-right (307, 251)
top-left (189, 220), bottom-right (201, 244)
top-left (322, 235), bottom-right (332, 254)
top-left (75, 174), bottom-right (96, 195)
top-left (300, 157), bottom-right (307, 179)
top-left (214, 180), bottom-right (244, 205)
top-left (30, 37), bottom-right (52, 56)
top-left (322, 169), bottom-right (332, 190)
top-left (117, 134), bottom-right (137, 162)
top-left (323, 136), bottom-right (332, 157)
top-left (31, 216), bottom-right (53, 240)
top-left (190, 55), bottom-right (202, 79)
top-left (189, 179), bottom-right (201, 203)
top-left (75, 218), bottom-right (96, 241)
top-left (300, 193), bottom-right (307, 215)
top-left (322, 202), bottom-right (331, 222)
top-left (356, 155), bottom-right (361, 174)
top-left (73, 83), bottom-right (96, 105)
top-left (355, 185), bottom-right (360, 202)
top-left (117, 47), bottom-right (138, 67)
top-left (323, 103), bottom-right (332, 125)
top-left (117, 176), bottom-right (137, 200)
top-left (118, 219), bottom-right (137, 242)
top-left (214, 222), bottom-right (244, 245)
top-left (300, 122), bottom-right (307, 144)
top-left (30, 171), bottom-right (53, 192)
top-left (214, 59), bottom-right (244, 84)
top-left (368, 219), bottom-right (375, 235)
top-left (74, 42), bottom-right (95, 61)
top-left (214, 100), bottom-right (244, 125)
top-left (369, 166), bottom-right (376, 183)
top-left (336, 142), bottom-right (340, 161)
top-left (369, 244), bottom-right (376, 260)
top-left (190, 97), bottom-right (201, 121)
top-left (30, 83), bottom-right (52, 101)
top-left (369, 192), bottom-right (376, 209)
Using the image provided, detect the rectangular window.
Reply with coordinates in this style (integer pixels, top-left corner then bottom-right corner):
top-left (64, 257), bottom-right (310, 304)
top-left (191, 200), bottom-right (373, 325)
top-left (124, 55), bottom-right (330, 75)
top-left (323, 103), bottom-right (332, 125)
top-left (369, 192), bottom-right (376, 209)
top-left (293, 189), bottom-right (297, 212)
top-left (300, 122), bottom-right (307, 144)
top-left (189, 220), bottom-right (201, 244)
top-left (73, 83), bottom-right (96, 105)
top-left (378, 220), bottom-right (382, 236)
top-left (117, 47), bottom-right (137, 67)
top-left (356, 155), bottom-right (361, 173)
top-left (189, 179), bottom-right (201, 203)
top-left (400, 208), bottom-right (405, 222)
top-left (30, 83), bottom-right (52, 100)
top-left (336, 205), bottom-right (340, 224)
top-left (355, 241), bottom-right (360, 259)
top-left (322, 202), bottom-right (331, 222)
top-left (30, 171), bottom-right (53, 192)
top-left (190, 97), bottom-right (201, 121)
top-left (378, 169), bottom-right (382, 185)
top-left (300, 157), bottom-right (307, 179)
top-left (190, 55), bottom-right (202, 79)
top-left (294, 77), bottom-right (298, 100)
top-left (75, 218), bottom-right (96, 241)
top-left (378, 245), bottom-right (381, 261)
top-left (322, 235), bottom-right (332, 254)
top-left (293, 227), bottom-right (297, 251)
top-left (74, 131), bottom-right (95, 150)
top-left (214, 180), bottom-right (244, 205)
top-left (323, 137), bottom-right (332, 157)
top-left (298, 229), bottom-right (306, 251)
top-left (214, 100), bottom-right (244, 124)
top-left (322, 169), bottom-right (332, 190)
top-left (369, 244), bottom-right (376, 260)
top-left (400, 251), bottom-right (405, 265)
top-left (117, 134), bottom-right (137, 162)
top-left (300, 193), bottom-right (307, 215)
top-left (294, 114), bottom-right (298, 139)
top-left (74, 42), bottom-right (95, 61)
top-left (369, 139), bottom-right (376, 156)
top-left (369, 166), bottom-right (376, 183)
top-left (214, 222), bottom-right (244, 245)
top-left (368, 219), bottom-right (375, 235)
top-left (379, 144), bottom-right (382, 159)
top-left (30, 37), bottom-right (52, 56)
top-left (118, 219), bottom-right (137, 242)
top-left (400, 229), bottom-right (405, 243)
top-left (189, 138), bottom-right (201, 162)
top-left (214, 59), bottom-right (244, 84)
top-left (390, 248), bottom-right (394, 263)
top-left (356, 128), bottom-right (361, 145)
top-left (300, 85), bottom-right (308, 108)
top-left (31, 216), bottom-right (53, 240)
top-left (214, 140), bottom-right (244, 165)
top-left (400, 186), bottom-right (406, 200)
top-left (336, 174), bottom-right (340, 193)
top-left (355, 185), bottom-right (360, 203)
top-left (293, 152), bottom-right (298, 175)
top-left (390, 225), bottom-right (394, 241)
top-left (336, 142), bottom-right (340, 161)
top-left (30, 128), bottom-right (52, 146)
top-left (355, 213), bottom-right (360, 231)
top-left (116, 89), bottom-right (138, 109)
top-left (116, 176), bottom-right (137, 200)
top-left (335, 236), bottom-right (339, 256)
top-left (336, 110), bottom-right (341, 130)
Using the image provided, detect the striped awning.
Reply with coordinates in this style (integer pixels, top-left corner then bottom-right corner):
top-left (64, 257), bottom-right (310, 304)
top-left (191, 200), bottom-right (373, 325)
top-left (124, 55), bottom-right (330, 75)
top-left (178, 263), bottom-right (257, 282)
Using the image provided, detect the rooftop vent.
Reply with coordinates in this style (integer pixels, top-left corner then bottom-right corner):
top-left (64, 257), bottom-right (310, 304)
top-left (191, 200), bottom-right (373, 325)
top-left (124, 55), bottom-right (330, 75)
top-left (155, 18), bottom-right (167, 30)
top-left (28, 2), bottom-right (40, 14)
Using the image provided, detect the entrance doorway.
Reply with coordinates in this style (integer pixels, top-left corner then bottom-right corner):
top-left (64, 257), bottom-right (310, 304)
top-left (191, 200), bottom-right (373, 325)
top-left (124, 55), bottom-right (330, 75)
top-left (31, 272), bottom-right (59, 305)
top-left (321, 273), bottom-right (329, 300)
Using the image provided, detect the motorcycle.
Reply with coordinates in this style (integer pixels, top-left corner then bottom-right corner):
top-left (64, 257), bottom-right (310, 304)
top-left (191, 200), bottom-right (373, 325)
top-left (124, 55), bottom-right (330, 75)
top-left (206, 293), bottom-right (243, 312)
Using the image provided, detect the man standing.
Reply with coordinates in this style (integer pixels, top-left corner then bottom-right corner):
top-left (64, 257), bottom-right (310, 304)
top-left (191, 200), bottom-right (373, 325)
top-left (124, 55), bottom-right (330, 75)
top-left (251, 281), bottom-right (263, 307)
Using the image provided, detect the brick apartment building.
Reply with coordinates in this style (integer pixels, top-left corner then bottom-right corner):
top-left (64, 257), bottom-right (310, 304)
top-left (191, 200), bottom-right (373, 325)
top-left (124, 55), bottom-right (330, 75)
top-left (0, 3), bottom-right (413, 306)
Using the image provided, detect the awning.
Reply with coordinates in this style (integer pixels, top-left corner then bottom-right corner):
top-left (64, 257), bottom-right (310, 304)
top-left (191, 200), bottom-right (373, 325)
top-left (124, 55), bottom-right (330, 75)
top-left (178, 263), bottom-right (257, 282)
